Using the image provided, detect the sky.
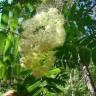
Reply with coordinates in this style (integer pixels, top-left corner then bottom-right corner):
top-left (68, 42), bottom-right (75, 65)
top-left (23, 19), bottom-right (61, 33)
top-left (0, 0), bottom-right (12, 4)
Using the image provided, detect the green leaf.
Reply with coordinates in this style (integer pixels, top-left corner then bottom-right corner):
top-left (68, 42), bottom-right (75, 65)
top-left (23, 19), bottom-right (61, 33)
top-left (3, 55), bottom-right (11, 62)
top-left (44, 68), bottom-right (61, 77)
top-left (10, 17), bottom-right (18, 31)
top-left (13, 3), bottom-right (21, 18)
top-left (80, 36), bottom-right (92, 47)
top-left (27, 81), bottom-right (41, 93)
top-left (24, 75), bottom-right (38, 85)
top-left (12, 65), bottom-right (19, 77)
top-left (44, 77), bottom-right (65, 86)
top-left (62, 4), bottom-right (69, 18)
top-left (29, 87), bottom-right (41, 96)
top-left (19, 69), bottom-right (32, 77)
top-left (68, 3), bottom-right (77, 20)
top-left (9, 3), bottom-right (21, 31)
top-left (1, 10), bottom-right (9, 29)
top-left (13, 36), bottom-right (20, 62)
top-left (0, 60), bottom-right (9, 80)
top-left (32, 88), bottom-right (42, 96)
top-left (0, 32), bottom-right (6, 55)
top-left (0, 32), bottom-right (6, 47)
top-left (4, 33), bottom-right (14, 55)
top-left (92, 48), bottom-right (96, 66)
top-left (3, 33), bottom-right (14, 63)
top-left (0, 61), bottom-right (5, 79)
top-left (45, 85), bottom-right (62, 93)
top-left (79, 47), bottom-right (91, 65)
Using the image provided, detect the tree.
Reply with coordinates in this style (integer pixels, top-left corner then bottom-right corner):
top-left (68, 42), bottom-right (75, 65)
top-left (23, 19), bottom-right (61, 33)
top-left (0, 0), bottom-right (96, 96)
top-left (58, 0), bottom-right (96, 95)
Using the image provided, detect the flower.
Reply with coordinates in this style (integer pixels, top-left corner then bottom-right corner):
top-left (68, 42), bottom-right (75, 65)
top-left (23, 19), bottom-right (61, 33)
top-left (20, 8), bottom-right (66, 78)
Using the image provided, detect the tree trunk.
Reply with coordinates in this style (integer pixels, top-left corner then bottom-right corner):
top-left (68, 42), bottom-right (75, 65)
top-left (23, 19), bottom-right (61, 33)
top-left (80, 63), bottom-right (96, 96)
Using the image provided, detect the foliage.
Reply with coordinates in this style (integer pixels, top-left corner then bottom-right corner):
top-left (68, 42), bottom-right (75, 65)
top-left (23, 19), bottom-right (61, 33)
top-left (16, 68), bottom-right (67, 96)
top-left (0, 0), bottom-right (96, 96)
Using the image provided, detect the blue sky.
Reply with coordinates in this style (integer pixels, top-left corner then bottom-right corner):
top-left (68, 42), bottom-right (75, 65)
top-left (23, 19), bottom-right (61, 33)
top-left (0, 0), bottom-right (12, 4)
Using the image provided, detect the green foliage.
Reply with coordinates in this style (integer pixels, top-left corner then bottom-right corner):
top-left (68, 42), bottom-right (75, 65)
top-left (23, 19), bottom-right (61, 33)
top-left (1, 8), bottom-right (9, 29)
top-left (44, 68), bottom-right (61, 77)
top-left (0, 0), bottom-right (42, 93)
top-left (0, 32), bottom-right (6, 56)
top-left (15, 68), bottom-right (66, 96)
top-left (0, 60), bottom-right (6, 79)
top-left (4, 33), bottom-right (14, 56)
top-left (79, 47), bottom-right (91, 66)
top-left (0, 0), bottom-right (96, 95)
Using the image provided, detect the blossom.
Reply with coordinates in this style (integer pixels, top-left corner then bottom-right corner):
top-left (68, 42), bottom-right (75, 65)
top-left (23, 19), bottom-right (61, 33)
top-left (20, 8), bottom-right (66, 78)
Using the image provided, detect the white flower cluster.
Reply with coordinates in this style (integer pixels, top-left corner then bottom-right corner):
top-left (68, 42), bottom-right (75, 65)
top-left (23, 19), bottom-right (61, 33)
top-left (20, 8), bottom-right (66, 78)
top-left (37, 0), bottom-right (64, 11)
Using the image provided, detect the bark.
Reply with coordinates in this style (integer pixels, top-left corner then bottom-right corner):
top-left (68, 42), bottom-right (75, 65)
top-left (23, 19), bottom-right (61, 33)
top-left (80, 63), bottom-right (96, 96)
